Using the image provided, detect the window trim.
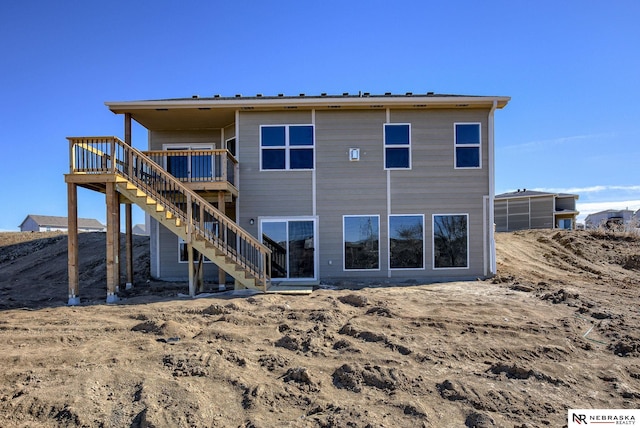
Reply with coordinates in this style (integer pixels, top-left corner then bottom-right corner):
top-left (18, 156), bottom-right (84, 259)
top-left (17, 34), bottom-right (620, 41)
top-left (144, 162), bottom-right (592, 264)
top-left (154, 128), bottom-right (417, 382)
top-left (383, 123), bottom-right (412, 170)
top-left (454, 122), bottom-right (482, 169)
top-left (225, 136), bottom-right (236, 158)
top-left (388, 214), bottom-right (425, 271)
top-left (432, 213), bottom-right (470, 270)
top-left (342, 214), bottom-right (381, 272)
top-left (259, 124), bottom-right (315, 171)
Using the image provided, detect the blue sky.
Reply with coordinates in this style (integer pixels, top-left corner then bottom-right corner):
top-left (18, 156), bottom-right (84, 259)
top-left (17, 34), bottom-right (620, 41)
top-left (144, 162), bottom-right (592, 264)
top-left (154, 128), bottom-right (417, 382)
top-left (1, 0), bottom-right (639, 230)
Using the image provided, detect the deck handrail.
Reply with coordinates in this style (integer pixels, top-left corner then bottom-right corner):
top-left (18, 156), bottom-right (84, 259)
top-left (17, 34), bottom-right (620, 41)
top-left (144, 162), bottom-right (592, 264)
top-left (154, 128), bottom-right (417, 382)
top-left (143, 149), bottom-right (238, 187)
top-left (67, 136), bottom-right (271, 289)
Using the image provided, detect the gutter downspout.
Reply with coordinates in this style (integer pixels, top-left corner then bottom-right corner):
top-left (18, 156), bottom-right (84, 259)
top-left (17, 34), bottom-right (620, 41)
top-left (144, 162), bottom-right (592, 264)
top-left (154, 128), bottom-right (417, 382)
top-left (488, 100), bottom-right (497, 275)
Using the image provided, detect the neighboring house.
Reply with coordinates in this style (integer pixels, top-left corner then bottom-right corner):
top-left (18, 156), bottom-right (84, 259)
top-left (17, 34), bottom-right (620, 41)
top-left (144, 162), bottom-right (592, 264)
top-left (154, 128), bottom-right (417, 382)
top-left (494, 189), bottom-right (579, 232)
top-left (585, 209), bottom-right (635, 229)
top-left (65, 91), bottom-right (509, 304)
top-left (19, 214), bottom-right (105, 232)
top-left (132, 224), bottom-right (149, 236)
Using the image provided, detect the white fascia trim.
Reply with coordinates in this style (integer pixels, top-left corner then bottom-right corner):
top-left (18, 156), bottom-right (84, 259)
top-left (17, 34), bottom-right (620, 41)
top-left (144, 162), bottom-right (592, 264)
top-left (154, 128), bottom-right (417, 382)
top-left (312, 109), bottom-right (317, 216)
top-left (488, 101), bottom-right (497, 274)
top-left (106, 96), bottom-right (511, 112)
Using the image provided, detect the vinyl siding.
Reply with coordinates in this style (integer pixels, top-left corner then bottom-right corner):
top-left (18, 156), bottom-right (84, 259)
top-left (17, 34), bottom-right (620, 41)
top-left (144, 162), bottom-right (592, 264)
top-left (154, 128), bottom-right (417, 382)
top-left (150, 107), bottom-right (495, 283)
top-left (388, 110), bottom-right (489, 277)
top-left (155, 222), bottom-right (220, 281)
top-left (149, 129), bottom-right (221, 150)
top-left (555, 196), bottom-right (576, 211)
top-left (316, 110), bottom-right (389, 277)
top-left (237, 110), bottom-right (314, 223)
top-left (506, 199), bottom-right (530, 230)
top-left (530, 197), bottom-right (554, 229)
top-left (313, 108), bottom-right (490, 281)
top-left (494, 200), bottom-right (508, 232)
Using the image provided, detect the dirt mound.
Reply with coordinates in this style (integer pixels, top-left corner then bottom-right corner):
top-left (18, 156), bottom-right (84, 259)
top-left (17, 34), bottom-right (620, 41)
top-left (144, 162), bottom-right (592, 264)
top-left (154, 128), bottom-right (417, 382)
top-left (0, 232), bottom-right (149, 309)
top-left (0, 229), bottom-right (638, 427)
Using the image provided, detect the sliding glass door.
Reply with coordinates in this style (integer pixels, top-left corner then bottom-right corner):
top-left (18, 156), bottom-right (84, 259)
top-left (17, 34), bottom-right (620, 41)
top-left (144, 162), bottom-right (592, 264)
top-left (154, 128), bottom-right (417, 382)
top-left (261, 218), bottom-right (316, 281)
top-left (165, 144), bottom-right (214, 181)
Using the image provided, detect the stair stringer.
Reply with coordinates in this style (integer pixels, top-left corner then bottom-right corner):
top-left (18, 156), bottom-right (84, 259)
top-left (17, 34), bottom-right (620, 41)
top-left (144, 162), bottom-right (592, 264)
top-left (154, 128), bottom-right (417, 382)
top-left (115, 181), bottom-right (265, 292)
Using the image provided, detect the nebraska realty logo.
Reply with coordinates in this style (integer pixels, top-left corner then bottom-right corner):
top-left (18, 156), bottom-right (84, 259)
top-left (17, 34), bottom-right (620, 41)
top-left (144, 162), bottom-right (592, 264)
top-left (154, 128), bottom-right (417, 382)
top-left (569, 409), bottom-right (638, 426)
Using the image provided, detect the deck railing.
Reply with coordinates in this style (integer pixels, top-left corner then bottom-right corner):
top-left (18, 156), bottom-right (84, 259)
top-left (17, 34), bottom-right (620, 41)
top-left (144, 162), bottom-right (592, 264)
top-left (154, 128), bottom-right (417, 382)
top-left (143, 149), bottom-right (237, 187)
top-left (67, 136), bottom-right (270, 289)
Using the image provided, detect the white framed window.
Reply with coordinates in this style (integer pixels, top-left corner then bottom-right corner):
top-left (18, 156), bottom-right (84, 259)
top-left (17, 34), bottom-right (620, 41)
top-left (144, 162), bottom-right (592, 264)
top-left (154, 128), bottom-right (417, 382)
top-left (433, 214), bottom-right (469, 269)
top-left (389, 214), bottom-right (424, 270)
top-left (225, 137), bottom-right (236, 157)
top-left (260, 125), bottom-right (314, 170)
top-left (384, 123), bottom-right (411, 169)
top-left (178, 237), bottom-right (212, 263)
top-left (343, 215), bottom-right (380, 271)
top-left (454, 123), bottom-right (481, 169)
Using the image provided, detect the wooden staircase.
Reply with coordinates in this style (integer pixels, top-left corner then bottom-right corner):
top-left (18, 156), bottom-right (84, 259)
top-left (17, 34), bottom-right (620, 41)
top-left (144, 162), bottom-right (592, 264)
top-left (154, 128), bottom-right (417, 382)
top-left (66, 137), bottom-right (271, 294)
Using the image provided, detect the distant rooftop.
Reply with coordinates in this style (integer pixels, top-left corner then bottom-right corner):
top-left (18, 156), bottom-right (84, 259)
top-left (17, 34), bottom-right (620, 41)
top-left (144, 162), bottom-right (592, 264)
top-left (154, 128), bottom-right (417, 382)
top-left (495, 189), bottom-right (579, 199)
top-left (20, 214), bottom-right (104, 230)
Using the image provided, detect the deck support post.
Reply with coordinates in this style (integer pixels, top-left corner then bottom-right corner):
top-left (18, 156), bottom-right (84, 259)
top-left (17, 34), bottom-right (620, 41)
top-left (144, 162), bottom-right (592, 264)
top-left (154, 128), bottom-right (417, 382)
top-left (125, 204), bottom-right (133, 289)
top-left (218, 192), bottom-right (226, 290)
top-left (67, 182), bottom-right (80, 305)
top-left (124, 113), bottom-right (134, 289)
top-left (187, 242), bottom-right (195, 297)
top-left (106, 182), bottom-right (119, 303)
top-left (197, 253), bottom-right (205, 293)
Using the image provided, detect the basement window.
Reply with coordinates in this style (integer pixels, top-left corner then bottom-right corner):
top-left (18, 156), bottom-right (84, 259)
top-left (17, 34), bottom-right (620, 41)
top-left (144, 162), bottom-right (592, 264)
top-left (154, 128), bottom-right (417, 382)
top-left (433, 214), bottom-right (469, 269)
top-left (178, 237), bottom-right (212, 263)
top-left (343, 215), bottom-right (380, 270)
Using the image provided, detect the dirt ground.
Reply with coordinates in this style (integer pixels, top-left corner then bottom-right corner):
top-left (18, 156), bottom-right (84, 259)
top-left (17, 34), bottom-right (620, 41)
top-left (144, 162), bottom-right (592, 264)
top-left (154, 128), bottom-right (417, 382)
top-left (0, 229), bottom-right (638, 427)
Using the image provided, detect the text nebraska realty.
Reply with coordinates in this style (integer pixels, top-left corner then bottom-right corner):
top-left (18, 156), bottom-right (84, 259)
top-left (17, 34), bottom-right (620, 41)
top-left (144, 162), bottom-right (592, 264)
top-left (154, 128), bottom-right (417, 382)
top-left (572, 413), bottom-right (636, 425)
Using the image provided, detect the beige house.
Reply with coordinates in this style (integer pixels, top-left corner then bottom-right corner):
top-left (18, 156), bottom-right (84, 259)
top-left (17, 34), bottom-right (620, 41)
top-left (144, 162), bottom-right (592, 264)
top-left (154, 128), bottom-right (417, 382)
top-left (65, 92), bottom-right (509, 304)
top-left (19, 214), bottom-right (105, 232)
top-left (585, 209), bottom-right (636, 229)
top-left (494, 189), bottom-right (579, 232)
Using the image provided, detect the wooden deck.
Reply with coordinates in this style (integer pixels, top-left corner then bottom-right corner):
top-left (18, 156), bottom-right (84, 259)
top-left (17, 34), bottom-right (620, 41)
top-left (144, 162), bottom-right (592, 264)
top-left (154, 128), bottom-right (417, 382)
top-left (65, 136), bottom-right (271, 305)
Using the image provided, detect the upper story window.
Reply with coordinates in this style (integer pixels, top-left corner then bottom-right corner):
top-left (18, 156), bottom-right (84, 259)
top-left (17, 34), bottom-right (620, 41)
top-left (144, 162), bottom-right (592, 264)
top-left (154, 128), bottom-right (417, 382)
top-left (454, 123), bottom-right (481, 169)
top-left (384, 123), bottom-right (411, 169)
top-left (261, 125), bottom-right (314, 170)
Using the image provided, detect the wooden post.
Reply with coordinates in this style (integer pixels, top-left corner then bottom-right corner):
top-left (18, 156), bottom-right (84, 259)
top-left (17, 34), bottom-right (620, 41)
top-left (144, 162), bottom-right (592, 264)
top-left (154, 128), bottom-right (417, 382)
top-left (186, 194), bottom-right (195, 297)
top-left (125, 204), bottom-right (133, 289)
top-left (187, 242), bottom-right (195, 297)
top-left (116, 198), bottom-right (121, 291)
top-left (197, 253), bottom-right (205, 292)
top-left (217, 192), bottom-right (226, 289)
top-left (124, 114), bottom-right (134, 289)
top-left (67, 183), bottom-right (80, 305)
top-left (106, 182), bottom-right (118, 303)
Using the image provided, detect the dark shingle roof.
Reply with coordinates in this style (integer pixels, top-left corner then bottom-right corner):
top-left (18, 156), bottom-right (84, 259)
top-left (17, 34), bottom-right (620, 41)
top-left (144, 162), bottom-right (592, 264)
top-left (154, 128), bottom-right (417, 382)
top-left (153, 91), bottom-right (472, 102)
